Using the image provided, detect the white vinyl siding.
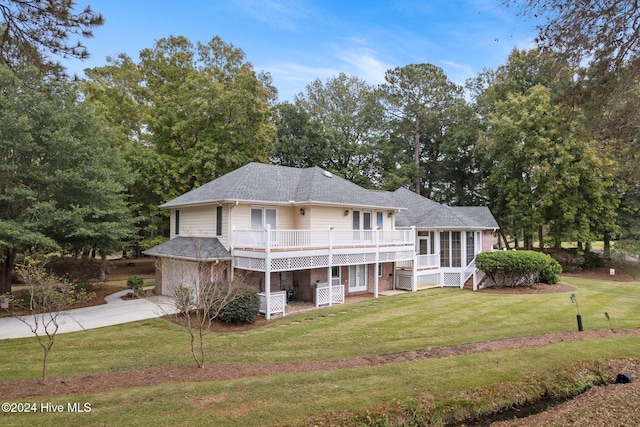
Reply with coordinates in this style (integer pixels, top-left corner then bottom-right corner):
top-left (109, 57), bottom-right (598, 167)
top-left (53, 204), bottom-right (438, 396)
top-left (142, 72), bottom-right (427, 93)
top-left (307, 206), bottom-right (352, 229)
top-left (175, 205), bottom-right (216, 237)
top-left (161, 259), bottom-right (199, 296)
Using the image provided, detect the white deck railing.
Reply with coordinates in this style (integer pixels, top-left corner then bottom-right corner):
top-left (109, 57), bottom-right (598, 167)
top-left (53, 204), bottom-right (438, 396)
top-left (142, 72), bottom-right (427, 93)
top-left (396, 253), bottom-right (440, 269)
top-left (315, 283), bottom-right (345, 307)
top-left (461, 259), bottom-right (477, 288)
top-left (233, 228), bottom-right (414, 251)
top-left (259, 291), bottom-right (287, 316)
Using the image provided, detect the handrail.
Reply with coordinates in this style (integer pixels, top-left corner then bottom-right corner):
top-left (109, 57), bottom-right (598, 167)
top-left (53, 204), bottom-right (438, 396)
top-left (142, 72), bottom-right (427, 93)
top-left (233, 229), bottom-right (414, 251)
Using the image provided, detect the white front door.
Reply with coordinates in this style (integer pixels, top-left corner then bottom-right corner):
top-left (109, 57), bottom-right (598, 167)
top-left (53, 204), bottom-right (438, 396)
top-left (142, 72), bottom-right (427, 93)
top-left (349, 265), bottom-right (367, 292)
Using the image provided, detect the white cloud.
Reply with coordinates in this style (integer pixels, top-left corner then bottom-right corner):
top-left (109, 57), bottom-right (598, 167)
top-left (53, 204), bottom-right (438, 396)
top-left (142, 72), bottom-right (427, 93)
top-left (264, 62), bottom-right (344, 101)
top-left (233, 0), bottom-right (313, 31)
top-left (334, 46), bottom-right (390, 85)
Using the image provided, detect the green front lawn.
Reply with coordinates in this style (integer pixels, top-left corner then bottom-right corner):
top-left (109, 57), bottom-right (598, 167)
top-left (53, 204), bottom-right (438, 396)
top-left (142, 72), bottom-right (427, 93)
top-left (1, 271), bottom-right (639, 425)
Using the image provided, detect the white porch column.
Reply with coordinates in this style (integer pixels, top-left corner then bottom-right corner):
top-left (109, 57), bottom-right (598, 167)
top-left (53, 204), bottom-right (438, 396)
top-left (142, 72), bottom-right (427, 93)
top-left (462, 231), bottom-right (467, 263)
top-left (265, 224), bottom-right (272, 320)
top-left (374, 226), bottom-right (379, 299)
top-left (328, 226), bottom-right (333, 307)
top-left (230, 225), bottom-right (235, 281)
top-left (411, 226), bottom-right (417, 292)
top-left (435, 229), bottom-right (442, 287)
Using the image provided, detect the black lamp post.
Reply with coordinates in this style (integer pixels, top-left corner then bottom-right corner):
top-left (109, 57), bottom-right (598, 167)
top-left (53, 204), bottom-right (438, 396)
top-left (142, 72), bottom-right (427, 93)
top-left (570, 293), bottom-right (583, 332)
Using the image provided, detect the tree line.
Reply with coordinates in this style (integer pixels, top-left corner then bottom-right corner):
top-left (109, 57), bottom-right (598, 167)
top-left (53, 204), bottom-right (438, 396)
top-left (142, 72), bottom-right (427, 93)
top-left (1, 0), bottom-right (639, 294)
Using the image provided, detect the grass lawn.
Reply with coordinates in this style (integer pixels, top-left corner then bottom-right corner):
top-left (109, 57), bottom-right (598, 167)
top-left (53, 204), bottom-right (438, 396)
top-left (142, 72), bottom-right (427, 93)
top-left (1, 272), bottom-right (639, 425)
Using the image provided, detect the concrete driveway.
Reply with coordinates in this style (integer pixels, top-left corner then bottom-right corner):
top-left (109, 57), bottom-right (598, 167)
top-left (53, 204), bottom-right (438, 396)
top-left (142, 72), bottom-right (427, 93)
top-left (0, 290), bottom-right (179, 340)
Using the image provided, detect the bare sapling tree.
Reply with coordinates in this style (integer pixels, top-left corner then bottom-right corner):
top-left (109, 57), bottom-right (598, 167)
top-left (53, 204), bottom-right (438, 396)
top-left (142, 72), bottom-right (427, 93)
top-left (157, 237), bottom-right (243, 368)
top-left (14, 258), bottom-right (94, 381)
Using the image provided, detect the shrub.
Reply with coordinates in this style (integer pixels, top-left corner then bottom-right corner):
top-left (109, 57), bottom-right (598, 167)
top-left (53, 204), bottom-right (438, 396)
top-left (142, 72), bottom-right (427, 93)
top-left (46, 256), bottom-right (103, 290)
top-left (583, 251), bottom-right (605, 269)
top-left (126, 275), bottom-right (145, 296)
top-left (476, 250), bottom-right (562, 287)
top-left (539, 257), bottom-right (562, 284)
top-left (551, 251), bottom-right (584, 273)
top-left (214, 286), bottom-right (260, 324)
top-left (174, 285), bottom-right (196, 315)
top-left (549, 250), bottom-right (604, 272)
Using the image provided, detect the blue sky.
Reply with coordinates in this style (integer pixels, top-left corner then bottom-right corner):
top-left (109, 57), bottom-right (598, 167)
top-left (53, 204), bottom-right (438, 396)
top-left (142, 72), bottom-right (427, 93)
top-left (65, 0), bottom-right (540, 101)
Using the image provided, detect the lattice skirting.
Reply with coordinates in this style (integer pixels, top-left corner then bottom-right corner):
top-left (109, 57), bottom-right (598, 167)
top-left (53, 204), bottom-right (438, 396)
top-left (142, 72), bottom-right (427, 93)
top-left (234, 257), bottom-right (266, 271)
top-left (395, 275), bottom-right (413, 291)
top-left (235, 252), bottom-right (414, 272)
top-left (259, 291), bottom-right (286, 316)
top-left (417, 273), bottom-right (439, 289)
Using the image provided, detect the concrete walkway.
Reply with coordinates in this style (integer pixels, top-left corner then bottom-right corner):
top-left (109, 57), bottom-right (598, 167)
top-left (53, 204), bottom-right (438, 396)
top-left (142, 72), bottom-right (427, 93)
top-left (0, 291), bottom-right (179, 340)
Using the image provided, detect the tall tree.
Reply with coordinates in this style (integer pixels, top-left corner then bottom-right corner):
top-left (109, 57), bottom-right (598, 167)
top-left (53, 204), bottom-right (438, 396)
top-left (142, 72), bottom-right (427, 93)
top-left (82, 35), bottom-right (277, 244)
top-left (435, 100), bottom-right (484, 205)
top-left (271, 102), bottom-right (327, 168)
top-left (505, 2), bottom-right (640, 255)
top-left (0, 0), bottom-right (103, 77)
top-left (506, 0), bottom-right (640, 73)
top-left (291, 73), bottom-right (387, 187)
top-left (0, 66), bottom-right (134, 294)
top-left (476, 51), bottom-right (621, 249)
top-left (380, 64), bottom-right (464, 196)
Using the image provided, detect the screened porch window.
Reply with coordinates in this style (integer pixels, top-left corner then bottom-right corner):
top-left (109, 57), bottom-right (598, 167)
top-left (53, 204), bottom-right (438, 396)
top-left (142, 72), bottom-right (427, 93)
top-left (466, 231), bottom-right (476, 265)
top-left (440, 231), bottom-right (462, 267)
top-left (451, 231), bottom-right (462, 267)
top-left (418, 231), bottom-right (435, 255)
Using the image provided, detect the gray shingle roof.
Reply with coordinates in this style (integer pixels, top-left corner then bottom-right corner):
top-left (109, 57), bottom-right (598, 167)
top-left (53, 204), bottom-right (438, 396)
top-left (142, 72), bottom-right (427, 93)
top-left (389, 188), bottom-right (499, 229)
top-left (158, 163), bottom-right (499, 231)
top-left (160, 162), bottom-right (402, 210)
top-left (143, 237), bottom-right (231, 261)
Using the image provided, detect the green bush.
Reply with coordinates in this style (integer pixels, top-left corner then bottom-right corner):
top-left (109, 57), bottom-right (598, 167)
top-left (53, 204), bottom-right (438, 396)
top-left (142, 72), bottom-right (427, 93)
top-left (583, 251), bottom-right (605, 269)
top-left (539, 256), bottom-right (562, 284)
top-left (549, 250), bottom-right (604, 272)
top-left (476, 250), bottom-right (562, 287)
top-left (126, 275), bottom-right (145, 296)
top-left (214, 286), bottom-right (260, 324)
top-left (46, 256), bottom-right (103, 291)
top-left (551, 251), bottom-right (584, 273)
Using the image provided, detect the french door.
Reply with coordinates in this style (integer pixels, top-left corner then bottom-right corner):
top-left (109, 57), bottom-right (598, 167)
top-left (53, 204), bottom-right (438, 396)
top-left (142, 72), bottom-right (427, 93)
top-left (349, 265), bottom-right (367, 292)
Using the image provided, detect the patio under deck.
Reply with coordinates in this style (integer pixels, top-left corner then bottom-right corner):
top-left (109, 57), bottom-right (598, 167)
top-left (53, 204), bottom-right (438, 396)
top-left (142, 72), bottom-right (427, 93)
top-left (270, 290), bottom-right (407, 317)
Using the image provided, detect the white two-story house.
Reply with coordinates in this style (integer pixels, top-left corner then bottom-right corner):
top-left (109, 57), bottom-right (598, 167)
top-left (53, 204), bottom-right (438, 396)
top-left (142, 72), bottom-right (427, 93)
top-left (144, 162), bottom-right (498, 319)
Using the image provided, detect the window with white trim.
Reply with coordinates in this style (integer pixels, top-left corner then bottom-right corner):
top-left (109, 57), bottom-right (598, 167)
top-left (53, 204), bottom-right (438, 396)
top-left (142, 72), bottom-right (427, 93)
top-left (250, 207), bottom-right (277, 230)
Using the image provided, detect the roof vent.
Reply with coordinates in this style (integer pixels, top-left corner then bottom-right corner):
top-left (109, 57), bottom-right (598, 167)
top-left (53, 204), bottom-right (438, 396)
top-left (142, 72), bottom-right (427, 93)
top-left (322, 170), bottom-right (333, 178)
